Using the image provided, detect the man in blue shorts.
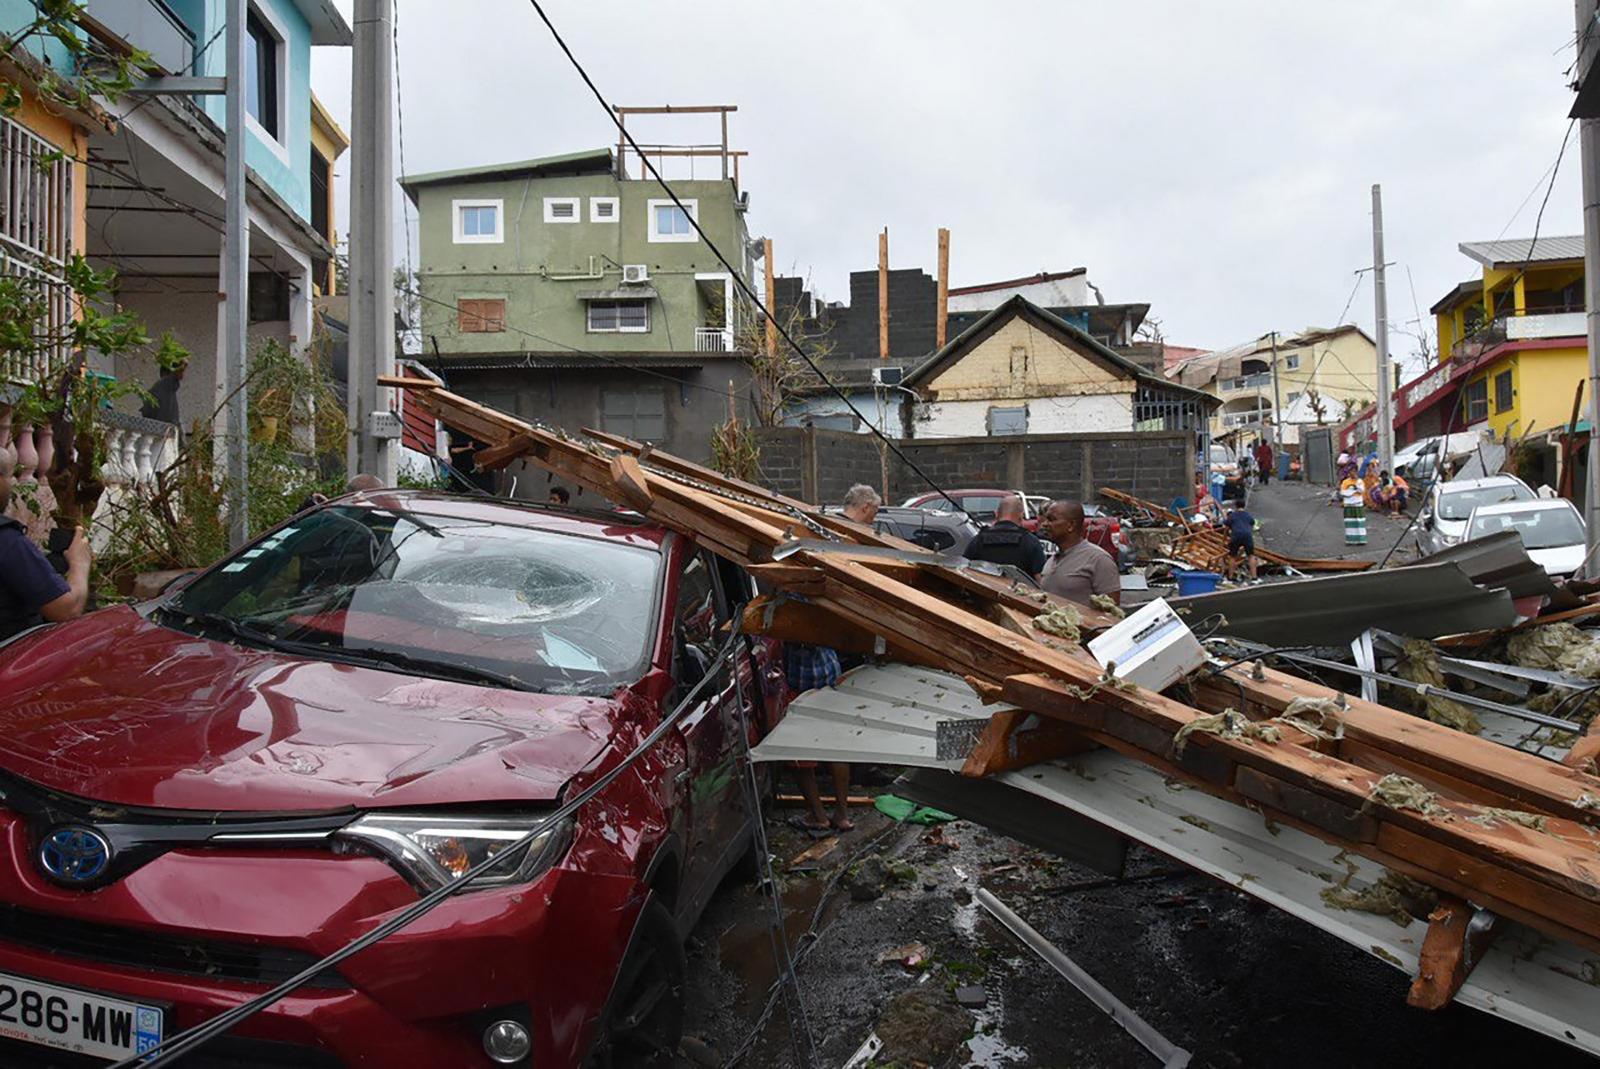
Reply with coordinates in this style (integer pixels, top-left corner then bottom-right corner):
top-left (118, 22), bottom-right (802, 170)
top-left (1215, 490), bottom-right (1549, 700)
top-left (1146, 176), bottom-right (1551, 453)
top-left (1224, 498), bottom-right (1257, 581)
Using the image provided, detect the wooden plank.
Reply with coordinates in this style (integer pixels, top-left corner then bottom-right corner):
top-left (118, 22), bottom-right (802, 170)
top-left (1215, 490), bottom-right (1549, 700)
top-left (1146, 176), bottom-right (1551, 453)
top-left (738, 596), bottom-right (933, 666)
top-left (747, 563), bottom-right (827, 597)
top-left (1407, 896), bottom-right (1500, 1011)
top-left (375, 374), bottom-right (440, 390)
top-left (960, 709), bottom-right (1099, 778)
top-left (608, 453), bottom-right (654, 511)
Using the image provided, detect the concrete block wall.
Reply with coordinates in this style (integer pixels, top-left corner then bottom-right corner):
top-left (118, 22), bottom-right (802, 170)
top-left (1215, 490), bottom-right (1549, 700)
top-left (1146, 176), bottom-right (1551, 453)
top-left (752, 427), bottom-right (1193, 507)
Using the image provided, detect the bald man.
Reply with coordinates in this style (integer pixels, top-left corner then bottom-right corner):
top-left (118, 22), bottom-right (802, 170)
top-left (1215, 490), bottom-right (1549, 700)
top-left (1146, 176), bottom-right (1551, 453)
top-left (0, 442), bottom-right (90, 641)
top-left (1039, 500), bottom-right (1120, 606)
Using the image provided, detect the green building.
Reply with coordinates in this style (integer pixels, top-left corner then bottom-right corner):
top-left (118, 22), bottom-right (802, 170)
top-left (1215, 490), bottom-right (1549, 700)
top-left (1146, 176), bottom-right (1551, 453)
top-left (401, 149), bottom-right (759, 466)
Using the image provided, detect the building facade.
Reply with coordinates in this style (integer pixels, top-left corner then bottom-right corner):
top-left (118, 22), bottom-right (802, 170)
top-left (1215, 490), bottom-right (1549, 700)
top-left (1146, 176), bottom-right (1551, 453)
top-left (402, 148), bottom-right (758, 466)
top-left (1167, 325), bottom-right (1379, 446)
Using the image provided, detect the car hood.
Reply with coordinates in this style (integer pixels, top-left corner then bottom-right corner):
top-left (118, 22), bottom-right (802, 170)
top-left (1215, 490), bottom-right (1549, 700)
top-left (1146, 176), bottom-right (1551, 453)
top-left (1528, 543), bottom-right (1587, 577)
top-left (0, 608), bottom-right (624, 812)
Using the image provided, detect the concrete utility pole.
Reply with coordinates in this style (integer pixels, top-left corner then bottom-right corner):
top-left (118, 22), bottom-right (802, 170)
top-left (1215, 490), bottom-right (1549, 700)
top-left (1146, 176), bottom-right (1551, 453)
top-left (221, 0), bottom-right (249, 549)
top-left (348, 0), bottom-right (398, 483)
top-left (1371, 184), bottom-right (1395, 472)
top-left (1580, 0), bottom-right (1600, 570)
top-left (1268, 330), bottom-right (1282, 447)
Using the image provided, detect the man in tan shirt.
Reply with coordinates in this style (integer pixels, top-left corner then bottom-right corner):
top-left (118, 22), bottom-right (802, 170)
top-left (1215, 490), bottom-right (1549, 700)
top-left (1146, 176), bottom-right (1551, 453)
top-left (1039, 500), bottom-right (1120, 606)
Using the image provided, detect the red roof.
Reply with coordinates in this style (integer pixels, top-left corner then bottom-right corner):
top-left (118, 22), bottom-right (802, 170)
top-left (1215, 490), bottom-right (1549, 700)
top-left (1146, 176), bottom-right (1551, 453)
top-left (1162, 345), bottom-right (1207, 371)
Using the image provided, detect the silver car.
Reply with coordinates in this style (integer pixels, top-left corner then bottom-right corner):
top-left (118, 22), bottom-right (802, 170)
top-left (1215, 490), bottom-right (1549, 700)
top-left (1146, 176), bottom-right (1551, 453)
top-left (1416, 474), bottom-right (1536, 555)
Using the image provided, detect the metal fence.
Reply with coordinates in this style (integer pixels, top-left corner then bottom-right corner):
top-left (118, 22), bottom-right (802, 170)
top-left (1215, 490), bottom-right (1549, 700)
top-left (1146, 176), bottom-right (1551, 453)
top-left (0, 113), bottom-right (75, 385)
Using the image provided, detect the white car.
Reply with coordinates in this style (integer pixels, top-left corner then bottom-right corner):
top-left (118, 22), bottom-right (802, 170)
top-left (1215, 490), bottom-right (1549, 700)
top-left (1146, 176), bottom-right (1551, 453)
top-left (1417, 474), bottom-right (1535, 555)
top-left (1463, 498), bottom-right (1588, 576)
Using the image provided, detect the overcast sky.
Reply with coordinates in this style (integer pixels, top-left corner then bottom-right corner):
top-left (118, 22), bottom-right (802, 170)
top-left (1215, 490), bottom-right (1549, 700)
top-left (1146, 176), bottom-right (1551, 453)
top-left (311, 2), bottom-right (1586, 378)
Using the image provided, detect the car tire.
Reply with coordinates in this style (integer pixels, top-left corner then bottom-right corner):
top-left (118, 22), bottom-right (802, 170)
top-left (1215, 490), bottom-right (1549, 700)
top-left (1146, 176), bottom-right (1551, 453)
top-left (585, 897), bottom-right (686, 1069)
top-left (726, 823), bottom-right (763, 885)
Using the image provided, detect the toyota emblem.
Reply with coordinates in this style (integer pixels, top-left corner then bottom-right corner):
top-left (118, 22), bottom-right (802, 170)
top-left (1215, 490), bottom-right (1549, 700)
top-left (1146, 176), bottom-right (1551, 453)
top-left (38, 826), bottom-right (112, 886)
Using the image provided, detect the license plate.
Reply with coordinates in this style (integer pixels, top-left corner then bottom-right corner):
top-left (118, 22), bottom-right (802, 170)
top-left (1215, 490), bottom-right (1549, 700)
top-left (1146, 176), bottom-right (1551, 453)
top-left (0, 971), bottom-right (162, 1060)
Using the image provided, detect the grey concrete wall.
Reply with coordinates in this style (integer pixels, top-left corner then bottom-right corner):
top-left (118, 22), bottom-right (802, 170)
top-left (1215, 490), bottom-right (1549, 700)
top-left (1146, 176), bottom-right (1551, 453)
top-left (753, 426), bottom-right (1193, 507)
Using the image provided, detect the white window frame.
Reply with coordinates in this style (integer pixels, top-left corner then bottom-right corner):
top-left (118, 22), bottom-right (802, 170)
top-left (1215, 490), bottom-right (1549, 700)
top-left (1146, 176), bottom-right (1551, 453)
top-left (647, 198), bottom-right (698, 243)
top-left (543, 196), bottom-right (580, 224)
top-left (589, 196), bottom-right (619, 223)
top-left (453, 198), bottom-right (504, 244)
top-left (1284, 353), bottom-right (1301, 371)
top-left (243, 1), bottom-right (290, 163)
top-left (587, 299), bottom-right (651, 334)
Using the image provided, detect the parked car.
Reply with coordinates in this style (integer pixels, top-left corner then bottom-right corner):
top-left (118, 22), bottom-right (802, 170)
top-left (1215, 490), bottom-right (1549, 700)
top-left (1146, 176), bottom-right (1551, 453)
top-left (867, 505), bottom-right (983, 553)
top-left (1463, 498), bottom-right (1589, 576)
top-left (1416, 474), bottom-right (1536, 555)
top-left (901, 489), bottom-right (1132, 568)
top-left (0, 491), bottom-right (782, 1067)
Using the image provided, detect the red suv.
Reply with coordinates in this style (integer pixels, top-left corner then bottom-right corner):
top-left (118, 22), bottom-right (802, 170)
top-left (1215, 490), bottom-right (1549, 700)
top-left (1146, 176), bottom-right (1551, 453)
top-left (0, 492), bottom-right (779, 1067)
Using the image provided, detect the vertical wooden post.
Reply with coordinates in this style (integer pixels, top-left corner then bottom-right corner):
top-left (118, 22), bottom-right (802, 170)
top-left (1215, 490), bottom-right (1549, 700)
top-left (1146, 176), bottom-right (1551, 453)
top-left (764, 237), bottom-right (777, 359)
top-left (878, 228), bottom-right (890, 361)
top-left (720, 108), bottom-right (729, 181)
top-left (936, 227), bottom-right (950, 350)
top-left (615, 111), bottom-right (626, 180)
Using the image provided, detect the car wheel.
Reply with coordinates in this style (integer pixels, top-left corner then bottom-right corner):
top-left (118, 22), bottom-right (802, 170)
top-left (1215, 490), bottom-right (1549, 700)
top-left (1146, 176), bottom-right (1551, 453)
top-left (726, 823), bottom-right (763, 885)
top-left (585, 898), bottom-right (686, 1069)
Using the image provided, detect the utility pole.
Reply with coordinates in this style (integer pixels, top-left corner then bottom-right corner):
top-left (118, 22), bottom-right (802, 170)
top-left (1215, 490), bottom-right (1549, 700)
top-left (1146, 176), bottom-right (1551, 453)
top-left (878, 228), bottom-right (890, 361)
top-left (1371, 184), bottom-right (1395, 472)
top-left (1579, 0), bottom-right (1600, 571)
top-left (348, 0), bottom-right (398, 483)
top-left (936, 228), bottom-right (950, 349)
top-left (222, 0), bottom-right (249, 549)
top-left (1268, 330), bottom-right (1282, 447)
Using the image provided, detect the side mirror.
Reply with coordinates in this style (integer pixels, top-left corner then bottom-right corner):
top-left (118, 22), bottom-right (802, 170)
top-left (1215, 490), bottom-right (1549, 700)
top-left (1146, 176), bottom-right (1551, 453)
top-left (1419, 511), bottom-right (1433, 529)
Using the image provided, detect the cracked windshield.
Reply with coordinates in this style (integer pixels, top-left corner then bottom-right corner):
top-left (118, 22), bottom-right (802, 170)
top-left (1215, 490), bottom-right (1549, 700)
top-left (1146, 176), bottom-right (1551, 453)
top-left (167, 506), bottom-right (659, 694)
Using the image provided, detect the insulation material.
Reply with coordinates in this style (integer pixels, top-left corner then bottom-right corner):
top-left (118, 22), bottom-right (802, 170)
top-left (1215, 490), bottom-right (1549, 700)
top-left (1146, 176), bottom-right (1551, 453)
top-left (1171, 709), bottom-right (1281, 756)
top-left (1321, 870), bottom-right (1439, 927)
top-left (1032, 605), bottom-right (1083, 644)
top-left (1274, 697), bottom-right (1346, 742)
top-left (1366, 774), bottom-right (1453, 819)
top-left (1508, 623), bottom-right (1600, 681)
top-left (1391, 639), bottom-right (1482, 735)
top-left (1089, 594), bottom-right (1126, 619)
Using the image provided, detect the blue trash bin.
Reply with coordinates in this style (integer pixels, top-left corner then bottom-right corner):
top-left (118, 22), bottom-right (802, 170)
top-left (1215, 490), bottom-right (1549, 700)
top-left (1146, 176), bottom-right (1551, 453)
top-left (1174, 570), bottom-right (1222, 597)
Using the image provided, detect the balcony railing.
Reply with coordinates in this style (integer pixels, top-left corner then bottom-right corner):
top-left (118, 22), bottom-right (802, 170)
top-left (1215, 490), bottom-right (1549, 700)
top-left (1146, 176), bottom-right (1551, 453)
top-left (1220, 371), bottom-right (1273, 393)
top-left (694, 327), bottom-right (733, 352)
top-left (83, 0), bottom-right (196, 75)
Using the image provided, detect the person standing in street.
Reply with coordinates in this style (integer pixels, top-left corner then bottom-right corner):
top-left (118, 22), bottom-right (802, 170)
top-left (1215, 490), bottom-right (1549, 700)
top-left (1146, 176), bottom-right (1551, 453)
top-left (1224, 498), bottom-right (1258, 581)
top-left (1341, 470), bottom-right (1368, 545)
top-left (1039, 500), bottom-right (1121, 606)
top-left (0, 442), bottom-right (91, 641)
top-left (1255, 439), bottom-right (1274, 487)
top-left (964, 494), bottom-right (1047, 580)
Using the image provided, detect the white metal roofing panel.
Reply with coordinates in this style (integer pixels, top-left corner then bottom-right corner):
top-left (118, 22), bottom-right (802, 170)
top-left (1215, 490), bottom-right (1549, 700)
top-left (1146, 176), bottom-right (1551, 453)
top-left (763, 665), bottom-right (1600, 1056)
top-left (1459, 235), bottom-right (1585, 267)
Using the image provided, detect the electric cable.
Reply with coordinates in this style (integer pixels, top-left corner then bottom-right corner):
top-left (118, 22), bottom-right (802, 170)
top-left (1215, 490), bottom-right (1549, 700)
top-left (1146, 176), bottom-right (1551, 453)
top-left (112, 631), bottom-right (748, 1068)
top-left (520, 0), bottom-right (963, 513)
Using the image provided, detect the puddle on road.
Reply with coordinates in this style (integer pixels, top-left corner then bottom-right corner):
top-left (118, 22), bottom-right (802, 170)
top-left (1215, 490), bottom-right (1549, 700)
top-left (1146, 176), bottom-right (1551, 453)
top-left (716, 875), bottom-right (830, 1012)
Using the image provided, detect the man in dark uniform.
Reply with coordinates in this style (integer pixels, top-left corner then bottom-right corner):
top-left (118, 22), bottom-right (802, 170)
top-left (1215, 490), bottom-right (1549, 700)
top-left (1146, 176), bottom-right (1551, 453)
top-left (0, 442), bottom-right (90, 641)
top-left (963, 494), bottom-right (1047, 580)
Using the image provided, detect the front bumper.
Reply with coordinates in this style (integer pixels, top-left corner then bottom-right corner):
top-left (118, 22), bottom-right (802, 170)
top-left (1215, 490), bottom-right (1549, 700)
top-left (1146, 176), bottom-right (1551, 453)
top-left (0, 814), bottom-right (643, 1067)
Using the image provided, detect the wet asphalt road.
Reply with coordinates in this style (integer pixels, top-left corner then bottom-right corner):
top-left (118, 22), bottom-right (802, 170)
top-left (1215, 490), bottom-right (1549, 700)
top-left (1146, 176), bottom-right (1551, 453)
top-left (679, 793), bottom-right (1595, 1068)
top-left (1244, 476), bottom-right (1418, 566)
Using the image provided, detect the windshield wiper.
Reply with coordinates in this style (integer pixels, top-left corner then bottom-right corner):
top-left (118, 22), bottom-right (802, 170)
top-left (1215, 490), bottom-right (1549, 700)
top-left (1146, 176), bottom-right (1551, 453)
top-left (157, 606), bottom-right (284, 649)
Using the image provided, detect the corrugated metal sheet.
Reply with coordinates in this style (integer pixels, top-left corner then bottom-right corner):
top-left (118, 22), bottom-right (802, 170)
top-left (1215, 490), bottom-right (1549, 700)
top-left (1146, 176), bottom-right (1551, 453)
top-left (1459, 235), bottom-right (1585, 267)
top-left (1168, 562), bottom-right (1518, 647)
top-left (757, 665), bottom-right (1600, 1056)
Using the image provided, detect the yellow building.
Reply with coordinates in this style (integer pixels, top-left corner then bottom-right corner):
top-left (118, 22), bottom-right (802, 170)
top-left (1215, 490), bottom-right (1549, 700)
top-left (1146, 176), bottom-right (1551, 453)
top-left (1167, 325), bottom-right (1379, 445)
top-left (309, 93), bottom-right (349, 296)
top-left (1430, 237), bottom-right (1586, 446)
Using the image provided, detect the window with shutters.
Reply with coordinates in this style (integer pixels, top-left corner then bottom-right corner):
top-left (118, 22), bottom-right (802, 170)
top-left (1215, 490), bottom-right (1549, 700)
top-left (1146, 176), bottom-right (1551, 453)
top-left (1463, 379), bottom-right (1489, 424)
top-left (601, 387), bottom-right (667, 441)
top-left (587, 300), bottom-right (650, 333)
top-left (458, 298), bottom-right (506, 333)
top-left (590, 197), bottom-right (619, 223)
top-left (543, 197), bottom-right (579, 223)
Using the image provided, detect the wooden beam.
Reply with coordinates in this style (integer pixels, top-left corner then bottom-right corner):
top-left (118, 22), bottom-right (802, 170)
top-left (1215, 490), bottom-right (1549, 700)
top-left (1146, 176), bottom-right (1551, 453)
top-left (764, 237), bottom-right (778, 359)
top-left (613, 105), bottom-right (738, 115)
top-left (1407, 897), bottom-right (1500, 1010)
top-left (738, 596), bottom-right (931, 665)
top-left (608, 454), bottom-right (653, 511)
top-left (474, 433), bottom-right (539, 471)
top-left (936, 227), bottom-right (950, 350)
top-left (961, 708), bottom-right (1099, 778)
top-left (878, 227), bottom-right (889, 361)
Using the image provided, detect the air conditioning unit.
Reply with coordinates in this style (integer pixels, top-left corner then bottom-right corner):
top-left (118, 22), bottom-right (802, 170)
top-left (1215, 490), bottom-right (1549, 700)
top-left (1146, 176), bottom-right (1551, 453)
top-left (622, 264), bottom-right (650, 284)
top-left (872, 365), bottom-right (905, 387)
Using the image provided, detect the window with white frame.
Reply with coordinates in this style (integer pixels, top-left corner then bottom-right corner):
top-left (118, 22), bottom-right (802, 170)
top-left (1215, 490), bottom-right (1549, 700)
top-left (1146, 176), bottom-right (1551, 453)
top-left (587, 299), bottom-right (650, 333)
top-left (543, 197), bottom-right (580, 223)
top-left (648, 199), bottom-right (698, 242)
top-left (1284, 353), bottom-right (1301, 371)
top-left (590, 196), bottom-right (619, 223)
top-left (601, 387), bottom-right (667, 441)
top-left (453, 199), bottom-right (504, 243)
top-left (0, 113), bottom-right (73, 385)
top-left (244, 4), bottom-right (288, 155)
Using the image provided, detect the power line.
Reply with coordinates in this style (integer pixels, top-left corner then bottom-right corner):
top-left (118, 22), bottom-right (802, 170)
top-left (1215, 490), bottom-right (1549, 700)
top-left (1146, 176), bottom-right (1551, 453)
top-left (520, 0), bottom-right (960, 512)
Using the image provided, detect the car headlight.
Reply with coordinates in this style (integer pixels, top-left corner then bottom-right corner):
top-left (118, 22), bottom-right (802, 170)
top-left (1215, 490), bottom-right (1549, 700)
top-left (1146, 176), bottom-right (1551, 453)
top-left (1437, 532), bottom-right (1460, 546)
top-left (335, 812), bottom-right (573, 893)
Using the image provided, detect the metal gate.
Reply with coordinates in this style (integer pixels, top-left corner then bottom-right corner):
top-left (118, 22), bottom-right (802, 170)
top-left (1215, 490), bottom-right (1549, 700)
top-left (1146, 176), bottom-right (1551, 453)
top-left (1303, 427), bottom-right (1335, 485)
